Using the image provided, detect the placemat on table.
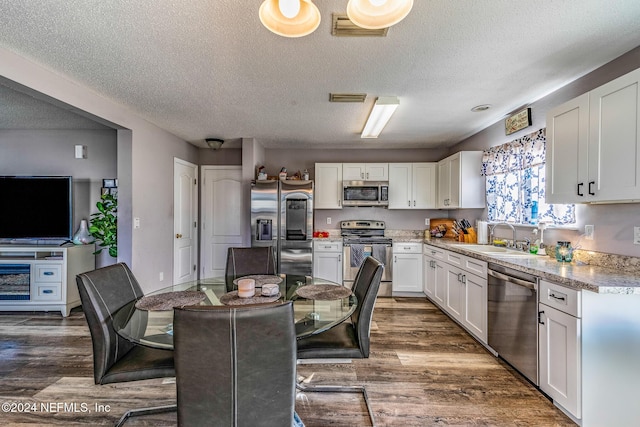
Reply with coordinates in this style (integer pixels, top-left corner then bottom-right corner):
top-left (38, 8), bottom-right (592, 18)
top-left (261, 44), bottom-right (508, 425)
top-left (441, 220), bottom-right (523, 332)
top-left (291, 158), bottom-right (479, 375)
top-left (232, 274), bottom-right (283, 287)
top-left (295, 284), bottom-right (352, 300)
top-left (135, 290), bottom-right (206, 311)
top-left (220, 291), bottom-right (282, 306)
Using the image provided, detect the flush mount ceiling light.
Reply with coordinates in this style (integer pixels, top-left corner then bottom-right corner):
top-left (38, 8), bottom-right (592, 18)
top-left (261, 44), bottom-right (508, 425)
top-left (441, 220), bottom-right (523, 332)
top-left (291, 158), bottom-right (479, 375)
top-left (205, 138), bottom-right (224, 150)
top-left (471, 104), bottom-right (492, 112)
top-left (361, 96), bottom-right (399, 138)
top-left (259, 0), bottom-right (321, 38)
top-left (347, 0), bottom-right (414, 30)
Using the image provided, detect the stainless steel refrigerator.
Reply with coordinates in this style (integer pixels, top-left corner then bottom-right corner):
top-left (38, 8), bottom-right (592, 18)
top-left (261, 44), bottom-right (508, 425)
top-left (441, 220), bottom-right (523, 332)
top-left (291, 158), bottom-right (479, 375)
top-left (250, 179), bottom-right (314, 276)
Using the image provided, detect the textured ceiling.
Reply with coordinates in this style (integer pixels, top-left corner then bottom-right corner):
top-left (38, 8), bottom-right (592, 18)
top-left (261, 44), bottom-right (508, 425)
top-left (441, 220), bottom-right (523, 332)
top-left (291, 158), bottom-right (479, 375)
top-left (1, 0), bottom-right (640, 149)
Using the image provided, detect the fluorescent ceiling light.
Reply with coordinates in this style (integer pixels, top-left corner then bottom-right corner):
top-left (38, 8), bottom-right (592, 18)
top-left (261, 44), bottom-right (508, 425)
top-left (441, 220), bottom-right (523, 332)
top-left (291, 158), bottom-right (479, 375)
top-left (361, 96), bottom-right (399, 138)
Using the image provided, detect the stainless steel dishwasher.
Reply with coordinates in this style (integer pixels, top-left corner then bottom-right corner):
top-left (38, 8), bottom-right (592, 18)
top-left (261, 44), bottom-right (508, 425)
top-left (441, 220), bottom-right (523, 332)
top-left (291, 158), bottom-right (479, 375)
top-left (487, 263), bottom-right (539, 385)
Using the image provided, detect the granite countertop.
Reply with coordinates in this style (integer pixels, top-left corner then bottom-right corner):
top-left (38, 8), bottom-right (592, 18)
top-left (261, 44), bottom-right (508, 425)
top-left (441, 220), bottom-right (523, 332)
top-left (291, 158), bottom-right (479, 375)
top-left (424, 239), bottom-right (640, 295)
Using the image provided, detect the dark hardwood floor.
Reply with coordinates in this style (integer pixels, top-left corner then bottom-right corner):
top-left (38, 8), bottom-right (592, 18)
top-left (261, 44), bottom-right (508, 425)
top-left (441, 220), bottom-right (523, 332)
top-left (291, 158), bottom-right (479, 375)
top-left (0, 297), bottom-right (575, 426)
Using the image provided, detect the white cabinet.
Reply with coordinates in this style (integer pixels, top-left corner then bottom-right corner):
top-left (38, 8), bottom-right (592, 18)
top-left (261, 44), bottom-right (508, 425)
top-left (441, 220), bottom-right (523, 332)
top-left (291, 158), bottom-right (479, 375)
top-left (437, 151), bottom-right (485, 209)
top-left (388, 163), bottom-right (437, 209)
top-left (314, 163), bottom-right (343, 209)
top-left (0, 244), bottom-right (95, 317)
top-left (343, 163), bottom-right (388, 181)
top-left (392, 242), bottom-right (422, 293)
top-left (546, 94), bottom-right (590, 203)
top-left (313, 240), bottom-right (343, 284)
top-left (423, 243), bottom-right (488, 344)
top-left (538, 280), bottom-right (581, 420)
top-left (546, 67), bottom-right (640, 203)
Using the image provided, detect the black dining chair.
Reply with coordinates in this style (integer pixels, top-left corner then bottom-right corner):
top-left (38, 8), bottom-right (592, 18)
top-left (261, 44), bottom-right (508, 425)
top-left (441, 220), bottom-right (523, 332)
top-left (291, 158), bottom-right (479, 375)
top-left (173, 301), bottom-right (300, 427)
top-left (225, 246), bottom-right (277, 291)
top-left (296, 256), bottom-right (383, 426)
top-left (76, 263), bottom-right (176, 427)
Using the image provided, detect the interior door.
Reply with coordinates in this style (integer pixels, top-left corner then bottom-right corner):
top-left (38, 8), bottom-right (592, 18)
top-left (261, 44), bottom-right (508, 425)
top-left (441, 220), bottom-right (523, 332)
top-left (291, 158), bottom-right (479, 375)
top-left (173, 158), bottom-right (198, 284)
top-left (201, 166), bottom-right (244, 278)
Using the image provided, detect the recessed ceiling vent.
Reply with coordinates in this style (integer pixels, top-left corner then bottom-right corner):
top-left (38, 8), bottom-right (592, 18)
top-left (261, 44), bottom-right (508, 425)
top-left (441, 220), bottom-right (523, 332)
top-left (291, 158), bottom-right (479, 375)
top-left (332, 14), bottom-right (388, 37)
top-left (330, 93), bottom-right (367, 103)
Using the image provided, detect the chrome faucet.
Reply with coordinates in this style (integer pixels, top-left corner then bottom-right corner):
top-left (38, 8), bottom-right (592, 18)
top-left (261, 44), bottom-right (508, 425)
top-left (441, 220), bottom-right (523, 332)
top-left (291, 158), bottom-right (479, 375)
top-left (489, 222), bottom-right (516, 246)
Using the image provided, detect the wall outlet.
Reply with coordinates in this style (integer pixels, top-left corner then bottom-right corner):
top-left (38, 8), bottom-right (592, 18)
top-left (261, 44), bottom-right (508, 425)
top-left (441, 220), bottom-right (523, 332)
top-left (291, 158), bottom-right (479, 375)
top-left (425, 218), bottom-right (431, 226)
top-left (134, 217), bottom-right (141, 229)
top-left (159, 272), bottom-right (164, 281)
top-left (326, 217), bottom-right (331, 225)
top-left (634, 227), bottom-right (640, 245)
top-left (584, 225), bottom-right (594, 240)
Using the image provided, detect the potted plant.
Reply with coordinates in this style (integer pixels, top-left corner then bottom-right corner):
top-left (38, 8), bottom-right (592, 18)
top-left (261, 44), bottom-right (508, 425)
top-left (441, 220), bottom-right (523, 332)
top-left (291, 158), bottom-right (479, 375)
top-left (89, 192), bottom-right (117, 257)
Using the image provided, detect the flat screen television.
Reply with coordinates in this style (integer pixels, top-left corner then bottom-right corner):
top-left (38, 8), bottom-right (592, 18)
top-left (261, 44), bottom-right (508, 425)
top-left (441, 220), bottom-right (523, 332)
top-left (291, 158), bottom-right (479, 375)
top-left (0, 176), bottom-right (73, 242)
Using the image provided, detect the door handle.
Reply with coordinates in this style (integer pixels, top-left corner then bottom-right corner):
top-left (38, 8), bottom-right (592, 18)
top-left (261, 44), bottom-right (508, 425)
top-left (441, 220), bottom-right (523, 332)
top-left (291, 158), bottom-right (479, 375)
top-left (176, 233), bottom-right (182, 238)
top-left (538, 310), bottom-right (545, 325)
top-left (338, 254), bottom-right (341, 262)
top-left (577, 182), bottom-right (584, 196)
top-left (588, 181), bottom-right (595, 195)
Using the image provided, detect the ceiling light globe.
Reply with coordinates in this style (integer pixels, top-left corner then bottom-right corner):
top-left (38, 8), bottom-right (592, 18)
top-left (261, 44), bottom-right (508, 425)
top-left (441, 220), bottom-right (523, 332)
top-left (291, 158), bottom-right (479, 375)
top-left (278, 0), bottom-right (300, 19)
top-left (259, 0), bottom-right (321, 38)
top-left (347, 0), bottom-right (413, 30)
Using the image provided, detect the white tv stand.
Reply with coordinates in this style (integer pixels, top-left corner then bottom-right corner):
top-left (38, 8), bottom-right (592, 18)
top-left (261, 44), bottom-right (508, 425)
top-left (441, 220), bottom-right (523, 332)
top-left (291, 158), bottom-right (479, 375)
top-left (0, 244), bottom-right (95, 317)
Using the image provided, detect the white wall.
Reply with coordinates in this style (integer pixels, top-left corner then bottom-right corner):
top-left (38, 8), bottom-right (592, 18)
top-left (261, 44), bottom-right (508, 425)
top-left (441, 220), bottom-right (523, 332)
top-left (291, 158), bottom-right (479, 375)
top-left (0, 46), bottom-right (199, 292)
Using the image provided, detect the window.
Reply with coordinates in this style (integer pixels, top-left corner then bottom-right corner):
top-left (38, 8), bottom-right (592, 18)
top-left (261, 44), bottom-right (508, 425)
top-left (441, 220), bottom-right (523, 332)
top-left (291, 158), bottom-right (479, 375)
top-left (481, 128), bottom-right (575, 225)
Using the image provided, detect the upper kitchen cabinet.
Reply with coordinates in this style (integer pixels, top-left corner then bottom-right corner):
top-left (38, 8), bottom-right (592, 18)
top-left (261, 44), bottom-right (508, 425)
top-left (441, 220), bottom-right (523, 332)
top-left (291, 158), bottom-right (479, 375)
top-left (546, 67), bottom-right (640, 204)
top-left (343, 163), bottom-right (388, 181)
top-left (437, 151), bottom-right (485, 209)
top-left (546, 94), bottom-right (590, 203)
top-left (388, 163), bottom-right (437, 209)
top-left (314, 163), bottom-right (342, 209)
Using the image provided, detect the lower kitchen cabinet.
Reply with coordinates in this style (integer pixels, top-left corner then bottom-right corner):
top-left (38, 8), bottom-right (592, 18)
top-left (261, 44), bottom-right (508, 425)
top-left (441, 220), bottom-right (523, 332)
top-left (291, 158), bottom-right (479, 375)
top-left (539, 302), bottom-right (581, 419)
top-left (392, 242), bottom-right (423, 294)
top-left (312, 240), bottom-right (343, 284)
top-left (538, 279), bottom-right (640, 426)
top-left (423, 243), bottom-right (488, 344)
top-left (444, 263), bottom-right (488, 343)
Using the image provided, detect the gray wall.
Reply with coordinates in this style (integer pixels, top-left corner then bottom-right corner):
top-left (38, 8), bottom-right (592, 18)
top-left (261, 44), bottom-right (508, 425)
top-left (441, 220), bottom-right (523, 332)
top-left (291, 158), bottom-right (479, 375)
top-left (450, 46), bottom-right (640, 257)
top-left (0, 129), bottom-right (118, 266)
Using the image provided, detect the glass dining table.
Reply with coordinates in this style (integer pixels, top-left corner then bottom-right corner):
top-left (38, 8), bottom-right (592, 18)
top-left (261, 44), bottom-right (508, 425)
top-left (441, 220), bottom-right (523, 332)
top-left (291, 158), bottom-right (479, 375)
top-left (113, 274), bottom-right (356, 350)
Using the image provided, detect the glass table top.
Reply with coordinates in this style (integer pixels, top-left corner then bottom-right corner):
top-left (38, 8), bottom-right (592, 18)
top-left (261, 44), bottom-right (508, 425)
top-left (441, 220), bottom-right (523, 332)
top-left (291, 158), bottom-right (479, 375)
top-left (113, 274), bottom-right (356, 350)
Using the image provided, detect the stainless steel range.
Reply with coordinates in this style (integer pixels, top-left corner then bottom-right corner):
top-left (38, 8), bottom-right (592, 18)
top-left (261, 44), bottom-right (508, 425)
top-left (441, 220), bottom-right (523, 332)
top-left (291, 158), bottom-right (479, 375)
top-left (341, 220), bottom-right (392, 296)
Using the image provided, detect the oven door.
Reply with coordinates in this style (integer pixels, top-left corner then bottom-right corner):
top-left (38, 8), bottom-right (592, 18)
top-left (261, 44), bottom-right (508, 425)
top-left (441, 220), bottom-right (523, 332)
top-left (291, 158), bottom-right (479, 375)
top-left (342, 243), bottom-right (392, 287)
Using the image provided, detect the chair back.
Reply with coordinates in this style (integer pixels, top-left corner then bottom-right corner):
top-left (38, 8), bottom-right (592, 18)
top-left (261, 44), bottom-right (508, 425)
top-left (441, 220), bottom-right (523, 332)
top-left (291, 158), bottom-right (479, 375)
top-left (174, 302), bottom-right (296, 427)
top-left (225, 247), bottom-right (277, 291)
top-left (350, 256), bottom-right (384, 358)
top-left (76, 263), bottom-right (144, 384)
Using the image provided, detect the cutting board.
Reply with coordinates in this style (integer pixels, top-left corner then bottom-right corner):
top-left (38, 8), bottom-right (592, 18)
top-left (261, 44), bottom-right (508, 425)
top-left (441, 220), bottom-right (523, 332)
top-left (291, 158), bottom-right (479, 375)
top-left (429, 218), bottom-right (457, 240)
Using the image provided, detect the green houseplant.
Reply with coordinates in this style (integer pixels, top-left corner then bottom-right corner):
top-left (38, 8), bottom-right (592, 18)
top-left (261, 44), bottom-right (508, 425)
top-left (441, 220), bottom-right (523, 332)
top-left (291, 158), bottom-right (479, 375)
top-left (89, 192), bottom-right (118, 257)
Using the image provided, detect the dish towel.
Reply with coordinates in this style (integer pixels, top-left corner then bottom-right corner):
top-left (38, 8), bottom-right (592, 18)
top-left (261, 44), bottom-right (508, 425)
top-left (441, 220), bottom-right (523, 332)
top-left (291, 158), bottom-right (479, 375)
top-left (371, 244), bottom-right (387, 266)
top-left (350, 244), bottom-right (365, 267)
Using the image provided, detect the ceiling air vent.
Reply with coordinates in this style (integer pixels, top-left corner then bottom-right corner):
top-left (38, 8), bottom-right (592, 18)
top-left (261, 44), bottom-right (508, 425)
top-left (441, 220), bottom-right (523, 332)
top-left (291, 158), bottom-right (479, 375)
top-left (332, 14), bottom-right (388, 37)
top-left (330, 93), bottom-right (367, 103)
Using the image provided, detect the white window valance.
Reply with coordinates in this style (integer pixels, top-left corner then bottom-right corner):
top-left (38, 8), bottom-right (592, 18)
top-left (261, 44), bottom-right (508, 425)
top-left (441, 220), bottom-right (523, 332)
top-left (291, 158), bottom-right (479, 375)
top-left (481, 128), bottom-right (546, 176)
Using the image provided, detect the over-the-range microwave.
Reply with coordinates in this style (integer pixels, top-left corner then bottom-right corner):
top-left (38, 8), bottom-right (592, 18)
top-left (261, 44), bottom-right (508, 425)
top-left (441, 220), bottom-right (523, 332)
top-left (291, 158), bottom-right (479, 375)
top-left (342, 181), bottom-right (389, 207)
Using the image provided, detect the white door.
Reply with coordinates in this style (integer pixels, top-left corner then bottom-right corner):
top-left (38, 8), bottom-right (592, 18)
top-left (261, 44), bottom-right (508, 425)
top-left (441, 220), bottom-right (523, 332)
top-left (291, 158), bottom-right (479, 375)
top-left (174, 158), bottom-right (198, 284)
top-left (201, 166), bottom-right (245, 278)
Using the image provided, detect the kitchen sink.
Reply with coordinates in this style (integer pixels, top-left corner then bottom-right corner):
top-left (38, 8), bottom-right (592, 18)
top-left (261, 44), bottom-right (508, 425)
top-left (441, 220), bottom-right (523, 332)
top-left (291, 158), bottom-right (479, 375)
top-left (455, 244), bottom-right (540, 258)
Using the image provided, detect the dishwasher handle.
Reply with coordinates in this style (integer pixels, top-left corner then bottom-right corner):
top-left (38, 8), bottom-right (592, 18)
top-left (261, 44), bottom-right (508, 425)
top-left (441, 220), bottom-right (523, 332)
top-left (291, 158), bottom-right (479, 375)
top-left (488, 269), bottom-right (537, 290)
